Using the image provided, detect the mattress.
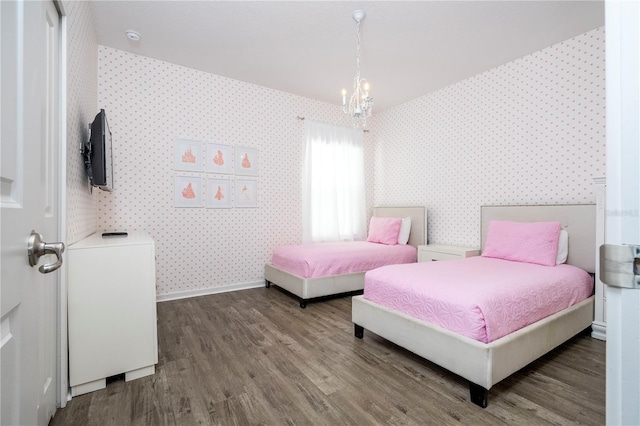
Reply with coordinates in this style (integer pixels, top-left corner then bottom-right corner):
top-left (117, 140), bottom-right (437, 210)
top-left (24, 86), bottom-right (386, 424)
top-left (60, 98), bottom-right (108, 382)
top-left (363, 256), bottom-right (593, 343)
top-left (271, 241), bottom-right (417, 279)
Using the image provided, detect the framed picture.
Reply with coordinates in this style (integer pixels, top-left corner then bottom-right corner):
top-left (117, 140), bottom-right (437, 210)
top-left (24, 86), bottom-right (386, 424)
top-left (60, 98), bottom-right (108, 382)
top-left (235, 178), bottom-right (257, 207)
top-left (235, 146), bottom-right (258, 176)
top-left (174, 139), bottom-right (203, 172)
top-left (174, 175), bottom-right (203, 207)
top-left (206, 177), bottom-right (232, 208)
top-left (205, 143), bottom-right (233, 174)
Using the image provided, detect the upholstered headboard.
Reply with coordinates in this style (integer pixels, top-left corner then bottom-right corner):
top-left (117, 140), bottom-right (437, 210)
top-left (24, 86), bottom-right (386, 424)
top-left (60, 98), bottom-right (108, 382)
top-left (372, 206), bottom-right (426, 248)
top-left (481, 204), bottom-right (596, 273)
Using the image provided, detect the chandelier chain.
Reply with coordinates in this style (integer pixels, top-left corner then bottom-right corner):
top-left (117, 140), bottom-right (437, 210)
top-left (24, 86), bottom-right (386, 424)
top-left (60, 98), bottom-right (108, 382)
top-left (355, 20), bottom-right (361, 81)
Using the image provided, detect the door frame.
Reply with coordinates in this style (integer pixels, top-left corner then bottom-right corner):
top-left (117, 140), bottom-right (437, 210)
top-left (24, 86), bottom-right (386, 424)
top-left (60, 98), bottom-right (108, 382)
top-left (54, 0), bottom-right (68, 408)
top-left (604, 0), bottom-right (640, 424)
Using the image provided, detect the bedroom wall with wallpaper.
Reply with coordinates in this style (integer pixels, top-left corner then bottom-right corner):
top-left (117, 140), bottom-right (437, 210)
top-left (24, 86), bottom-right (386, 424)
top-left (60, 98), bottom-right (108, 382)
top-left (371, 27), bottom-right (605, 248)
top-left (65, 0), bottom-right (99, 245)
top-left (96, 46), bottom-right (375, 297)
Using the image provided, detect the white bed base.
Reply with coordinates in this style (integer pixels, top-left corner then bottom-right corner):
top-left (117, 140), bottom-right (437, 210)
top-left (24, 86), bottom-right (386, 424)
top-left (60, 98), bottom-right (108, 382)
top-left (352, 295), bottom-right (594, 406)
top-left (352, 204), bottom-right (597, 407)
top-left (264, 265), bottom-right (364, 308)
top-left (264, 206), bottom-right (426, 308)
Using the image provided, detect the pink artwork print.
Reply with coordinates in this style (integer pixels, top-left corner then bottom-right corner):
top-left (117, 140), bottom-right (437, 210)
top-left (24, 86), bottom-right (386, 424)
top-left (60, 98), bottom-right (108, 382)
top-left (213, 150), bottom-right (224, 166)
top-left (182, 182), bottom-right (196, 199)
top-left (241, 153), bottom-right (251, 168)
top-left (235, 178), bottom-right (256, 207)
top-left (215, 186), bottom-right (224, 200)
top-left (182, 147), bottom-right (196, 163)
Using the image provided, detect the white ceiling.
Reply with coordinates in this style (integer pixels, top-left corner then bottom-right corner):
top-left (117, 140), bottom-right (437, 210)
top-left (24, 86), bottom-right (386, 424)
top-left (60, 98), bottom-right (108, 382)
top-left (89, 1), bottom-right (604, 112)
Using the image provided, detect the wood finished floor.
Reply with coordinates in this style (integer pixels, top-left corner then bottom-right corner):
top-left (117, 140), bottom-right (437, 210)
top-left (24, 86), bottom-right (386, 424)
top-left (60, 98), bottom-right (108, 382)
top-left (50, 287), bottom-right (605, 426)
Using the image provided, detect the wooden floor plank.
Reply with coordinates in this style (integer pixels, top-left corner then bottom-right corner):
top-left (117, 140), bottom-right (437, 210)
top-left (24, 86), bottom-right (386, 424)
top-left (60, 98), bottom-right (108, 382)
top-left (51, 287), bottom-right (605, 425)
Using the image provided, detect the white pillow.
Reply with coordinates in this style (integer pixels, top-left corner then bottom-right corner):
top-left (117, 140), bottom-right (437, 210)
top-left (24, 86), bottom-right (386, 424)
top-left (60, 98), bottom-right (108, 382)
top-left (556, 229), bottom-right (568, 264)
top-left (397, 217), bottom-right (411, 245)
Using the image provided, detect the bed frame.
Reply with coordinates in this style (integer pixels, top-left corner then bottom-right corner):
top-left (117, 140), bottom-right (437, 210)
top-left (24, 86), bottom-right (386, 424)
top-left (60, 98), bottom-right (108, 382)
top-left (264, 206), bottom-right (426, 308)
top-left (352, 204), bottom-right (596, 407)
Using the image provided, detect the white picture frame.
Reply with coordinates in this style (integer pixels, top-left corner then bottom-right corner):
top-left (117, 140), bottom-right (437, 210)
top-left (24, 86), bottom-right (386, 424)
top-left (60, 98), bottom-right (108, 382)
top-left (174, 175), bottom-right (203, 207)
top-left (205, 143), bottom-right (233, 174)
top-left (235, 146), bottom-right (258, 176)
top-left (206, 177), bottom-right (232, 209)
top-left (174, 139), bottom-right (203, 172)
top-left (235, 178), bottom-right (258, 208)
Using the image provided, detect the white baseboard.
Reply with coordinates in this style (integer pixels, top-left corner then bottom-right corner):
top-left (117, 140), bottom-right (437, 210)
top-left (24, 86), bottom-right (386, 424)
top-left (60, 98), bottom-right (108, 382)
top-left (591, 321), bottom-right (607, 341)
top-left (156, 280), bottom-right (265, 303)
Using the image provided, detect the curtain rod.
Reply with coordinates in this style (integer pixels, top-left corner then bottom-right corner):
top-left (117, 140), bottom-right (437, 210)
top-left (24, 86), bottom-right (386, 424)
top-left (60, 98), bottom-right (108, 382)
top-left (296, 116), bottom-right (369, 132)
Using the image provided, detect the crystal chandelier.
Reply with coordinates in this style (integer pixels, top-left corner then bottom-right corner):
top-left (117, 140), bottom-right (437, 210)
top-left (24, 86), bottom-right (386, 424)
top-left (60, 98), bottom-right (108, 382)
top-left (341, 10), bottom-right (373, 129)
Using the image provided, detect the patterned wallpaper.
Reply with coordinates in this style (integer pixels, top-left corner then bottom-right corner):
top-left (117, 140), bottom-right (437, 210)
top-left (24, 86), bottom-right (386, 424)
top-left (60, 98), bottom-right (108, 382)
top-left (88, 26), bottom-right (604, 298)
top-left (65, 0), bottom-right (98, 245)
top-left (96, 46), bottom-right (375, 296)
top-left (371, 27), bottom-right (605, 248)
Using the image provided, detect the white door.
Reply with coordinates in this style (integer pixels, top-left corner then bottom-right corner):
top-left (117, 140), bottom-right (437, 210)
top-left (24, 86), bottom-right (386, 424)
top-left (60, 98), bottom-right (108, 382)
top-left (604, 1), bottom-right (640, 425)
top-left (1, 0), bottom-right (61, 425)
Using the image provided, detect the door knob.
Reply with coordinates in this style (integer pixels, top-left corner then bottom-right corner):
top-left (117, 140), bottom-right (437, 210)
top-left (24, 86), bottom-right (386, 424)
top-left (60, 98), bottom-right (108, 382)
top-left (27, 230), bottom-right (65, 274)
top-left (599, 244), bottom-right (640, 289)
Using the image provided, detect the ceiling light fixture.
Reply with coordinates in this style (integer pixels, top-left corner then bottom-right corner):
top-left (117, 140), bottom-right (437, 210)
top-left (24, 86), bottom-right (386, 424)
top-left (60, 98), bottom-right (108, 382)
top-left (126, 30), bottom-right (141, 42)
top-left (341, 10), bottom-right (373, 129)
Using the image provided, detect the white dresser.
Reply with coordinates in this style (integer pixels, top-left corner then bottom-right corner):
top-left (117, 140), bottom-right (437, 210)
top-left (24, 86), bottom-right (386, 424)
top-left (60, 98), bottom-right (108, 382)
top-left (67, 231), bottom-right (158, 396)
top-left (418, 244), bottom-right (480, 262)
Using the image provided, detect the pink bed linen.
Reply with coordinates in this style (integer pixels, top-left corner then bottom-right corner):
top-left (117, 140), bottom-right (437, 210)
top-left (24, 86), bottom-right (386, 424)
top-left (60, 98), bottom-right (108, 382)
top-left (363, 256), bottom-right (593, 343)
top-left (271, 241), bottom-right (417, 279)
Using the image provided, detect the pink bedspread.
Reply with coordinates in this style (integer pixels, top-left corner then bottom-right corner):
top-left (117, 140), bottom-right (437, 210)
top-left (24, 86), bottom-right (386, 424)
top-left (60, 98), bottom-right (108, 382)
top-left (364, 256), bottom-right (593, 343)
top-left (271, 241), bottom-right (417, 279)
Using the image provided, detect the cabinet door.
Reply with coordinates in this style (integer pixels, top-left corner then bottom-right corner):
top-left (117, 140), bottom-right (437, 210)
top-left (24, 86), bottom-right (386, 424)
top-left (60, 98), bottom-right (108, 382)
top-left (68, 243), bottom-right (157, 387)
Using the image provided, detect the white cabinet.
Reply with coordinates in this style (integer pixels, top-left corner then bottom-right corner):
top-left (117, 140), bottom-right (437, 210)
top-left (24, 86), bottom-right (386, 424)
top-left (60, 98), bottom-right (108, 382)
top-left (418, 244), bottom-right (480, 262)
top-left (67, 231), bottom-right (158, 396)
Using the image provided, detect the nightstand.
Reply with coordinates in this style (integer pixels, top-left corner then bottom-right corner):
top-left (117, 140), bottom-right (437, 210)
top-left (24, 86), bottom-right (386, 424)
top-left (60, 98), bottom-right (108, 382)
top-left (418, 244), bottom-right (480, 262)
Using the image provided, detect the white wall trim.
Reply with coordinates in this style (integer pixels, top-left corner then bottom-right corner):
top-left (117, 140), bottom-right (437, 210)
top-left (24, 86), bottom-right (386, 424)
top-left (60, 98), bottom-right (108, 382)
top-left (591, 322), bottom-right (606, 341)
top-left (55, 0), bottom-right (69, 409)
top-left (156, 281), bottom-right (264, 303)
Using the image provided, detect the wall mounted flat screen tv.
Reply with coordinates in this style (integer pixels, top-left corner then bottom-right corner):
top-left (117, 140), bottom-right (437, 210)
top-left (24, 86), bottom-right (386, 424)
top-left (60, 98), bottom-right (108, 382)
top-left (83, 109), bottom-right (113, 191)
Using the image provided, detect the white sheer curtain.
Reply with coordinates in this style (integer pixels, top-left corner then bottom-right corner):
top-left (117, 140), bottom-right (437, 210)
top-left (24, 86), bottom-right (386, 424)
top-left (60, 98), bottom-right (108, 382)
top-left (302, 120), bottom-right (367, 243)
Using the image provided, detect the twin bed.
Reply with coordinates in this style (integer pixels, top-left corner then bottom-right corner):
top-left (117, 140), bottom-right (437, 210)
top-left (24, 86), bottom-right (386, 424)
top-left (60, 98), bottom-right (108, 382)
top-left (264, 203), bottom-right (597, 408)
top-left (264, 206), bottom-right (426, 308)
top-left (352, 204), bottom-right (596, 407)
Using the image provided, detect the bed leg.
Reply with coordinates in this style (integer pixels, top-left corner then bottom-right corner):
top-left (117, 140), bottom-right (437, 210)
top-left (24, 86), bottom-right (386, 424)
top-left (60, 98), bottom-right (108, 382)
top-left (354, 324), bottom-right (364, 339)
top-left (299, 299), bottom-right (307, 309)
top-left (469, 383), bottom-right (488, 408)
top-left (265, 280), bottom-right (270, 288)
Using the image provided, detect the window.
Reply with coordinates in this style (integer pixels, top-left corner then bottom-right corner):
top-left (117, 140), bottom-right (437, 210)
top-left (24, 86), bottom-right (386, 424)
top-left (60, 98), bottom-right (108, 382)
top-left (302, 121), bottom-right (366, 242)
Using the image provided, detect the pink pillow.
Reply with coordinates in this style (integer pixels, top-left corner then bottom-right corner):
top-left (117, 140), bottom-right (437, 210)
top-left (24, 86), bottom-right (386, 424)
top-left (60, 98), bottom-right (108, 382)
top-left (482, 220), bottom-right (561, 266)
top-left (367, 217), bottom-right (402, 245)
